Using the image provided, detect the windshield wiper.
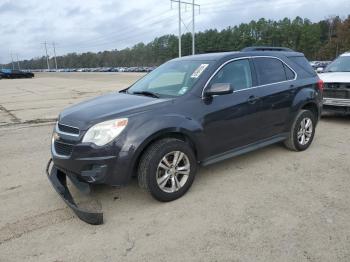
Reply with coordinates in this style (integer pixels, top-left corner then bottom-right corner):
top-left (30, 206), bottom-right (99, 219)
top-left (132, 91), bottom-right (160, 98)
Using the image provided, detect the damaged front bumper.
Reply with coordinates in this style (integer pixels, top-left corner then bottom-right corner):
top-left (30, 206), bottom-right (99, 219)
top-left (46, 159), bottom-right (103, 225)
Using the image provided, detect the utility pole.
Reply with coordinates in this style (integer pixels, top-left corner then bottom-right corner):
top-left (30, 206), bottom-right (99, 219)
top-left (10, 53), bottom-right (14, 70)
top-left (171, 0), bottom-right (200, 57)
top-left (178, 1), bottom-right (181, 57)
top-left (192, 0), bottom-right (195, 55)
top-left (52, 42), bottom-right (58, 70)
top-left (42, 41), bottom-right (50, 70)
top-left (16, 54), bottom-right (21, 70)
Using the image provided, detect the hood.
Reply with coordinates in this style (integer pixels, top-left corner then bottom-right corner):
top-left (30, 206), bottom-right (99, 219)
top-left (59, 92), bottom-right (171, 130)
top-left (318, 72), bottom-right (350, 83)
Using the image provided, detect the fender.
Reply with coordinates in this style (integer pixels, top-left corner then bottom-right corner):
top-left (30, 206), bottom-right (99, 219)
top-left (119, 114), bottom-right (204, 177)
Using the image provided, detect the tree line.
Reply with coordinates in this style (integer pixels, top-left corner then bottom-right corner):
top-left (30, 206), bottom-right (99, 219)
top-left (3, 15), bottom-right (350, 70)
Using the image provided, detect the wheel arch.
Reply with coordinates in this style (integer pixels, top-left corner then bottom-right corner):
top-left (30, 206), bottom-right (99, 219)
top-left (290, 86), bottom-right (321, 128)
top-left (300, 101), bottom-right (320, 124)
top-left (130, 128), bottom-right (199, 176)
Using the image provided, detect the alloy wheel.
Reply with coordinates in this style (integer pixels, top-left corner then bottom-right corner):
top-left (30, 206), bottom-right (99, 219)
top-left (297, 117), bottom-right (313, 145)
top-left (156, 151), bottom-right (190, 193)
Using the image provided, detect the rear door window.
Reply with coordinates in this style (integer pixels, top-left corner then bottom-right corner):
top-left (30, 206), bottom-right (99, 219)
top-left (253, 57), bottom-right (287, 85)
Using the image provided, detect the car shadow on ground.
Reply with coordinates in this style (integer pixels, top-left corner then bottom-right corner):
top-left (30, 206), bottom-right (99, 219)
top-left (67, 115), bottom-right (349, 222)
top-left (321, 112), bottom-right (350, 123)
top-left (75, 143), bottom-right (287, 212)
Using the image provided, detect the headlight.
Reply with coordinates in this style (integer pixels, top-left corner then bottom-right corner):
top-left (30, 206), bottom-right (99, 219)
top-left (82, 118), bottom-right (128, 146)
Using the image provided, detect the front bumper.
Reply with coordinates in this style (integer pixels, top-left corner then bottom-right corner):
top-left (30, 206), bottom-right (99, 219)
top-left (46, 159), bottom-right (103, 225)
top-left (51, 131), bottom-right (133, 186)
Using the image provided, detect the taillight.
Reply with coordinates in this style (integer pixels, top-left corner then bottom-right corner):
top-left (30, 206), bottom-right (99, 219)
top-left (317, 79), bottom-right (324, 92)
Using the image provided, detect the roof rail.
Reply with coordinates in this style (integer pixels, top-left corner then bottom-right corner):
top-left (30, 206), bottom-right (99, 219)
top-left (241, 46), bottom-right (294, 52)
top-left (204, 49), bottom-right (230, 53)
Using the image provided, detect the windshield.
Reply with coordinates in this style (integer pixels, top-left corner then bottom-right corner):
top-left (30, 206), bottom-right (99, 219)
top-left (324, 56), bottom-right (350, 72)
top-left (127, 60), bottom-right (212, 97)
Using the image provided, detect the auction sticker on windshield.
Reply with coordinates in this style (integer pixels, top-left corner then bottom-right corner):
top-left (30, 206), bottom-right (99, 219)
top-left (191, 64), bottom-right (209, 78)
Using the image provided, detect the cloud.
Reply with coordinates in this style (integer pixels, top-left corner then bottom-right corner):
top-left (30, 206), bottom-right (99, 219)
top-left (0, 0), bottom-right (348, 63)
top-left (0, 1), bottom-right (27, 14)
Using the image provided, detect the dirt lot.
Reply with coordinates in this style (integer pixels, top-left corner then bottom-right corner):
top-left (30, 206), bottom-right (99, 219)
top-left (0, 73), bottom-right (349, 262)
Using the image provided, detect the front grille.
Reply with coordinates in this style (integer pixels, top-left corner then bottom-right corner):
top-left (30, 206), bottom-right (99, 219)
top-left (325, 83), bottom-right (340, 89)
top-left (324, 83), bottom-right (350, 100)
top-left (324, 83), bottom-right (350, 89)
top-left (324, 90), bottom-right (348, 99)
top-left (57, 123), bottom-right (79, 135)
top-left (54, 141), bottom-right (74, 156)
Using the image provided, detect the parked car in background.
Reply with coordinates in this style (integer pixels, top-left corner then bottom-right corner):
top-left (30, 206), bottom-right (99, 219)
top-left (22, 66), bottom-right (156, 73)
top-left (0, 69), bottom-right (13, 78)
top-left (47, 46), bottom-right (323, 224)
top-left (21, 70), bottom-right (34, 78)
top-left (0, 69), bottom-right (34, 79)
top-left (310, 61), bottom-right (332, 73)
top-left (318, 52), bottom-right (350, 114)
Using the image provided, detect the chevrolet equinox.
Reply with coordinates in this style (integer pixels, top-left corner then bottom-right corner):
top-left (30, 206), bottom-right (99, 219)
top-left (47, 47), bottom-right (323, 224)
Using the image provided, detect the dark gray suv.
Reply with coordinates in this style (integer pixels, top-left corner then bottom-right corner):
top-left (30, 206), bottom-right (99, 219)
top-left (47, 46), bottom-right (323, 224)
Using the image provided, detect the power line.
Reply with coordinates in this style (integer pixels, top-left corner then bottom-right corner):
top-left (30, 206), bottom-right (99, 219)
top-left (200, 0), bottom-right (297, 14)
top-left (192, 0), bottom-right (195, 55)
top-left (170, 0), bottom-right (200, 57)
top-left (178, 1), bottom-right (181, 57)
top-left (10, 53), bottom-right (14, 70)
top-left (42, 41), bottom-right (50, 70)
top-left (58, 9), bottom-right (175, 49)
top-left (52, 42), bottom-right (58, 70)
top-left (16, 54), bottom-right (20, 70)
top-left (59, 14), bottom-right (178, 51)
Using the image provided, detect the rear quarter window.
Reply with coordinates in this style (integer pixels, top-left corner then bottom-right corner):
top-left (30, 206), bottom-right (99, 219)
top-left (284, 64), bottom-right (295, 80)
top-left (288, 56), bottom-right (316, 76)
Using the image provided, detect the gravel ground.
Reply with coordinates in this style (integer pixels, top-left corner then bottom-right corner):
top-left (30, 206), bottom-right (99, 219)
top-left (0, 73), bottom-right (349, 262)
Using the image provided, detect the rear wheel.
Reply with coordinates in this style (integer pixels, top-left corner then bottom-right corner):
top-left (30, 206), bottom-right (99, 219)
top-left (138, 138), bottom-right (197, 202)
top-left (284, 110), bottom-right (316, 151)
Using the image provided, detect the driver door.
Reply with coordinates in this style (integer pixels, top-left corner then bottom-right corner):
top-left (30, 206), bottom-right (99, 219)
top-left (200, 58), bottom-right (264, 157)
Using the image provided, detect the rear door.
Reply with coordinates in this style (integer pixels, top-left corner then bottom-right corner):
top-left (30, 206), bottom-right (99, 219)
top-left (252, 57), bottom-right (296, 138)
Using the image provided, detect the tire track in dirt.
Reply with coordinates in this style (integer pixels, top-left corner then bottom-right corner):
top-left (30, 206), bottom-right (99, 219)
top-left (0, 207), bottom-right (74, 245)
top-left (0, 105), bottom-right (20, 123)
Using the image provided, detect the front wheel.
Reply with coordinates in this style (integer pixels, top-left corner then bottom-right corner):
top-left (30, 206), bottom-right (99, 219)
top-left (284, 110), bottom-right (316, 151)
top-left (138, 138), bottom-right (197, 202)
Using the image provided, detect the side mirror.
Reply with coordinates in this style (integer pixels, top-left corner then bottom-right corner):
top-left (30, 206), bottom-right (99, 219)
top-left (316, 67), bottom-right (324, 73)
top-left (204, 83), bottom-right (233, 97)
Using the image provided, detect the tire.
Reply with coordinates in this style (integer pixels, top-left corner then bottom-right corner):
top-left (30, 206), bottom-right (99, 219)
top-left (138, 138), bottom-right (197, 202)
top-left (284, 109), bottom-right (316, 151)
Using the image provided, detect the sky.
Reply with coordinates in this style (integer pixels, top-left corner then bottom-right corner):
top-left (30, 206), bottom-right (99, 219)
top-left (0, 0), bottom-right (349, 63)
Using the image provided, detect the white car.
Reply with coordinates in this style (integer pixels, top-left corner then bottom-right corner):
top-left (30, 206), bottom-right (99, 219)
top-left (318, 52), bottom-right (350, 113)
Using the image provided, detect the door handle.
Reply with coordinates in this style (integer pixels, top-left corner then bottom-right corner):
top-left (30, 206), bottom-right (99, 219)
top-left (247, 95), bottom-right (259, 104)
